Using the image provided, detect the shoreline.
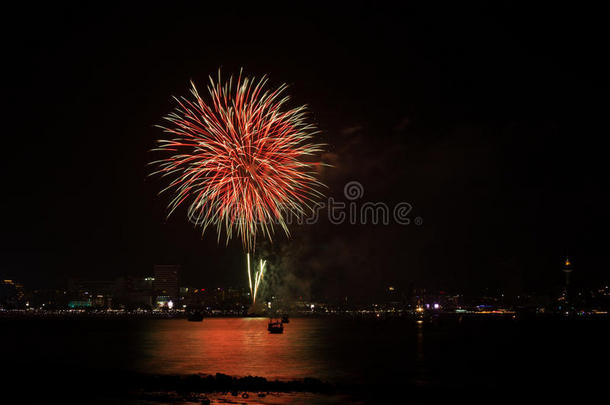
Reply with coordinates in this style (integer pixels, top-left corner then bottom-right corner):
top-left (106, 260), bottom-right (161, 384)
top-left (1, 307), bottom-right (607, 320)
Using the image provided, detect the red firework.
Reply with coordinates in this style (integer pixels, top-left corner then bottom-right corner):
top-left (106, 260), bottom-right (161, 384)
top-left (151, 71), bottom-right (325, 252)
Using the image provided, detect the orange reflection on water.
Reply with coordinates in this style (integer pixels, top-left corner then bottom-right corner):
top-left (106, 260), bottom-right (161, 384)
top-left (135, 318), bottom-right (329, 380)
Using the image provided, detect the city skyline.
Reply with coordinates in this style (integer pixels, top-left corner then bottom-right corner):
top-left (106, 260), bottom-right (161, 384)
top-left (3, 254), bottom-right (609, 312)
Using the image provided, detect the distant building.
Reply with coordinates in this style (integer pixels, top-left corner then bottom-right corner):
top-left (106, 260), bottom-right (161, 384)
top-left (0, 279), bottom-right (26, 309)
top-left (561, 256), bottom-right (574, 311)
top-left (68, 300), bottom-right (92, 309)
top-left (67, 278), bottom-right (114, 308)
top-left (31, 288), bottom-right (68, 309)
top-left (153, 265), bottom-right (180, 301)
top-left (113, 276), bottom-right (155, 309)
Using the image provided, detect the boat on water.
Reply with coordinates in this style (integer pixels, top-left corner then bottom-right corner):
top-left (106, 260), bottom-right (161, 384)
top-left (187, 311), bottom-right (204, 322)
top-left (267, 319), bottom-right (284, 334)
top-left (281, 315), bottom-right (290, 323)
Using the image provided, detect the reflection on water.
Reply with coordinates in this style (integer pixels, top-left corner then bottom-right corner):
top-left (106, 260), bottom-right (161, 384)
top-left (147, 392), bottom-right (364, 405)
top-left (135, 318), bottom-right (332, 380)
top-left (416, 321), bottom-right (424, 363)
top-left (133, 317), bottom-right (436, 385)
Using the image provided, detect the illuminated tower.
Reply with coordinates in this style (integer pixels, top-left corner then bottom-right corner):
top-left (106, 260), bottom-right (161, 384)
top-left (562, 256), bottom-right (573, 286)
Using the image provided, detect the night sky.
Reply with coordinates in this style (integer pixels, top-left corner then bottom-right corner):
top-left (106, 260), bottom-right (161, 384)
top-left (2, 3), bottom-right (607, 299)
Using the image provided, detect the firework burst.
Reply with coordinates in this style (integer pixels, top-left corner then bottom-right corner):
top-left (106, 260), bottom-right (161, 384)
top-left (151, 70), bottom-right (325, 303)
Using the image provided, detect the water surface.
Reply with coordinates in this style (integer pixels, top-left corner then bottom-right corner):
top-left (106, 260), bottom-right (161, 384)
top-left (3, 316), bottom-right (608, 403)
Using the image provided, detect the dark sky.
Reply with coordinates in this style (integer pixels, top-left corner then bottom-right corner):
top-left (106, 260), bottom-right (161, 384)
top-left (2, 3), bottom-right (607, 298)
